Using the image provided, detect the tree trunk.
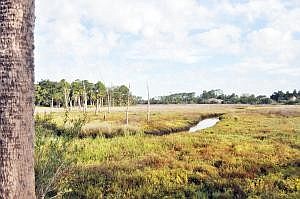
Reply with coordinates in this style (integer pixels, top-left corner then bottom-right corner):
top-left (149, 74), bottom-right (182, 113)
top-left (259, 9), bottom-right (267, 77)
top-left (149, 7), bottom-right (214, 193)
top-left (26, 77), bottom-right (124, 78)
top-left (84, 92), bottom-right (87, 112)
top-left (69, 98), bottom-right (72, 109)
top-left (51, 97), bottom-right (54, 110)
top-left (63, 88), bottom-right (68, 109)
top-left (0, 0), bottom-right (35, 198)
top-left (95, 98), bottom-right (99, 114)
top-left (107, 90), bottom-right (111, 113)
top-left (126, 84), bottom-right (130, 125)
top-left (83, 84), bottom-right (87, 112)
top-left (78, 96), bottom-right (81, 110)
top-left (147, 83), bottom-right (150, 123)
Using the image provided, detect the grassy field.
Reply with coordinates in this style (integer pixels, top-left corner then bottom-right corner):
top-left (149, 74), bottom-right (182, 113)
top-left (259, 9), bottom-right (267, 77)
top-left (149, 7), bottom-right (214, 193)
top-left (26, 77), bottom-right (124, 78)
top-left (35, 105), bottom-right (300, 198)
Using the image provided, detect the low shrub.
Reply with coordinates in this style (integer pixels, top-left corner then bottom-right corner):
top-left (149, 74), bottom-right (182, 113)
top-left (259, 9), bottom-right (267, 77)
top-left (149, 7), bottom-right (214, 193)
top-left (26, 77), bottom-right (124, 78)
top-left (81, 122), bottom-right (142, 138)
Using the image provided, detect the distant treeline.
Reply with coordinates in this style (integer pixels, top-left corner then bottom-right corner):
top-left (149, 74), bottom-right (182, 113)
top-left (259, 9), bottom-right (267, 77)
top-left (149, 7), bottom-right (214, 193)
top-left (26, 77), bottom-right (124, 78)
top-left (35, 80), bottom-right (300, 107)
top-left (35, 79), bottom-right (139, 108)
top-left (138, 89), bottom-right (300, 105)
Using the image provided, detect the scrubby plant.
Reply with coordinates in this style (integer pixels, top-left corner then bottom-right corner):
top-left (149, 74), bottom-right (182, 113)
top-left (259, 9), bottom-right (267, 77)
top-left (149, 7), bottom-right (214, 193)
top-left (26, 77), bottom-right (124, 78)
top-left (34, 127), bottom-right (80, 198)
top-left (34, 105), bottom-right (300, 198)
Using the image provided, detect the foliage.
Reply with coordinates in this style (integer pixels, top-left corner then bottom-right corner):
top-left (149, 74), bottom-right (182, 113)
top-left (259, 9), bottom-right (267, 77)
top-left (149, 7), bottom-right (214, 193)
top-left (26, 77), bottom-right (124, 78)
top-left (35, 79), bottom-right (137, 108)
top-left (271, 90), bottom-right (300, 104)
top-left (35, 125), bottom-right (79, 198)
top-left (137, 89), bottom-right (300, 105)
top-left (35, 105), bottom-right (300, 198)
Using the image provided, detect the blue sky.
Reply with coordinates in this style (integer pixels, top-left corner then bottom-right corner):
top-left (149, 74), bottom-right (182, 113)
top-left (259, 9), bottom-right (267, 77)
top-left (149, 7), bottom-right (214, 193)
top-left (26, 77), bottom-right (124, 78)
top-left (35, 0), bottom-right (300, 98)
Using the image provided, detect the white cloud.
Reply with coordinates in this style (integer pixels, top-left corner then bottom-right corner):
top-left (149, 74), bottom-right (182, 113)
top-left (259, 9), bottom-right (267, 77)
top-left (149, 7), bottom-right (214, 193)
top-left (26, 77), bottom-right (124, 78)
top-left (193, 25), bottom-right (242, 55)
top-left (218, 0), bottom-right (286, 23)
top-left (35, 0), bottom-right (300, 96)
top-left (246, 28), bottom-right (297, 60)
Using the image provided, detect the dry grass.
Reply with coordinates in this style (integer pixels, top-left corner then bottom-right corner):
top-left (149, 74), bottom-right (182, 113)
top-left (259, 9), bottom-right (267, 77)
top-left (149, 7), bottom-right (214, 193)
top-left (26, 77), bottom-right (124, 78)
top-left (36, 105), bottom-right (300, 198)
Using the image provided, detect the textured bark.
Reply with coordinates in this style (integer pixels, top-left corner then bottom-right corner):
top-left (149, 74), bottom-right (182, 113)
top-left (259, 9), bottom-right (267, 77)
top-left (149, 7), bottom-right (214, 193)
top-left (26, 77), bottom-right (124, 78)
top-left (0, 0), bottom-right (35, 198)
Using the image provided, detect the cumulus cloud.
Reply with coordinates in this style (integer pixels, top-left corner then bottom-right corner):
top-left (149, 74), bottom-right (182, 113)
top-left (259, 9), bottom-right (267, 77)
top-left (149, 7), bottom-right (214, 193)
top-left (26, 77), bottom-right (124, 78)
top-left (35, 0), bottom-right (300, 96)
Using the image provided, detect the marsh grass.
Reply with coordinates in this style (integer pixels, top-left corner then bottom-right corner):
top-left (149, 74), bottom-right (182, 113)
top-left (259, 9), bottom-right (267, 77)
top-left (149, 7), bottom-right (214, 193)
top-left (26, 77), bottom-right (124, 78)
top-left (35, 105), bottom-right (300, 198)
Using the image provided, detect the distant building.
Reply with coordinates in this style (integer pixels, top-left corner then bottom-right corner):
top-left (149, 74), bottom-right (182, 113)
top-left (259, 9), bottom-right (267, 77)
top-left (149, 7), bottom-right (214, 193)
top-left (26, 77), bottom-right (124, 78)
top-left (289, 96), bottom-right (297, 102)
top-left (207, 98), bottom-right (223, 104)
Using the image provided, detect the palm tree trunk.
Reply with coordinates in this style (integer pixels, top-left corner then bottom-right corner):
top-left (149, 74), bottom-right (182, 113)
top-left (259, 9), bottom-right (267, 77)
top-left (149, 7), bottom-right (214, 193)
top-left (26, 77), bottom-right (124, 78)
top-left (0, 0), bottom-right (35, 198)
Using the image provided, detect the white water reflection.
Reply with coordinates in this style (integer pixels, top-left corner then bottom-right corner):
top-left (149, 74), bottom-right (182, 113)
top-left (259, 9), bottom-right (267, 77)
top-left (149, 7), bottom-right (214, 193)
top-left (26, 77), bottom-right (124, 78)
top-left (189, 118), bottom-right (220, 132)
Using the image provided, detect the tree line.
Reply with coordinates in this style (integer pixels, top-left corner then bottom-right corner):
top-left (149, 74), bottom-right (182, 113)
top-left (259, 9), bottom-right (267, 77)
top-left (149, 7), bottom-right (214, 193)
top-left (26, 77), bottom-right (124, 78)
top-left (139, 89), bottom-right (300, 105)
top-left (36, 80), bottom-right (300, 107)
top-left (35, 79), bottom-right (138, 111)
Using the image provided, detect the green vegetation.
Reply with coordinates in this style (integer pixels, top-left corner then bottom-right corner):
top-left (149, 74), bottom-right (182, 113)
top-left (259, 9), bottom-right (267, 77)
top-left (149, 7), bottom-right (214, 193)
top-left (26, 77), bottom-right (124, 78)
top-left (35, 105), bottom-right (300, 198)
top-left (35, 79), bottom-right (136, 108)
top-left (148, 89), bottom-right (300, 105)
top-left (35, 79), bottom-right (300, 107)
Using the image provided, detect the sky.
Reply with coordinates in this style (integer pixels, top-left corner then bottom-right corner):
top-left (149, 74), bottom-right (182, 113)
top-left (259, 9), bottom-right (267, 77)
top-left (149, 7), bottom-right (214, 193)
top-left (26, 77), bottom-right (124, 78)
top-left (35, 0), bottom-right (300, 98)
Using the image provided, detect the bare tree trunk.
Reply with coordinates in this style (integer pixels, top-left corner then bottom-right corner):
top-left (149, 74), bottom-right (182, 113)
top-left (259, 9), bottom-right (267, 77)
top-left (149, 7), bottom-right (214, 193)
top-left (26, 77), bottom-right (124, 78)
top-left (104, 112), bottom-right (107, 121)
top-left (107, 90), bottom-right (111, 113)
top-left (69, 98), bottom-right (72, 110)
top-left (95, 98), bottom-right (99, 114)
top-left (78, 96), bottom-right (82, 110)
top-left (0, 0), bottom-right (36, 198)
top-left (83, 83), bottom-right (87, 112)
top-left (84, 93), bottom-right (87, 112)
top-left (126, 84), bottom-right (130, 125)
top-left (63, 88), bottom-right (68, 109)
top-left (51, 97), bottom-right (54, 111)
top-left (147, 83), bottom-right (150, 123)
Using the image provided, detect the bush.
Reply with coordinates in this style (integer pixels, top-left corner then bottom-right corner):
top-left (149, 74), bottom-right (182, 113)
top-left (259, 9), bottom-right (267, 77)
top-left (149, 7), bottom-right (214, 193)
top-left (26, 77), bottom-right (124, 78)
top-left (81, 123), bottom-right (142, 138)
top-left (35, 127), bottom-right (79, 198)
